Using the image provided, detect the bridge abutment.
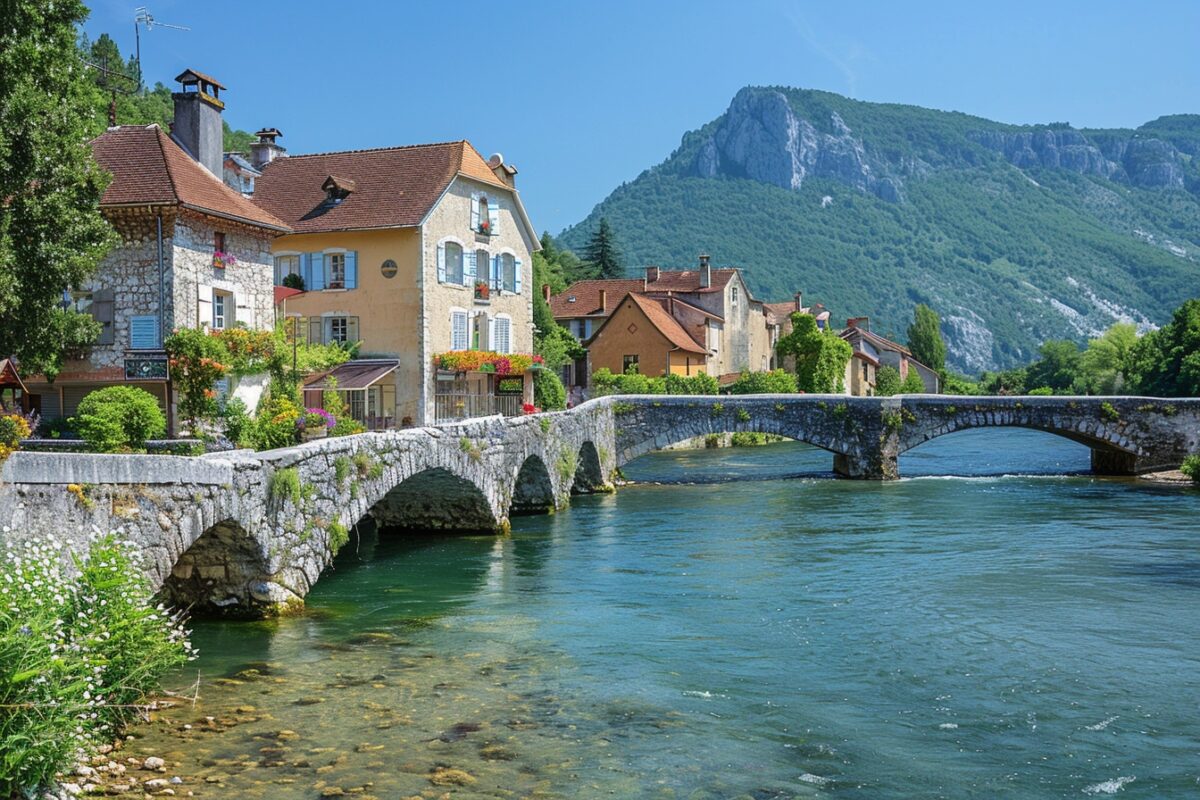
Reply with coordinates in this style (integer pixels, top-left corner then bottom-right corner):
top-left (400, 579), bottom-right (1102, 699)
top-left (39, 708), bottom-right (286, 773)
top-left (833, 452), bottom-right (900, 480)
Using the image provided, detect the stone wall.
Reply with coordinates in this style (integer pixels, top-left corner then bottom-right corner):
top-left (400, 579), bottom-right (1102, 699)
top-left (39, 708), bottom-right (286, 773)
top-left (170, 213), bottom-right (276, 331)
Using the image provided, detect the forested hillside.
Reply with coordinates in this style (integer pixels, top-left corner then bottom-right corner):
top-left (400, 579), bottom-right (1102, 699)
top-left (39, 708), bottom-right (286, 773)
top-left (560, 87), bottom-right (1200, 371)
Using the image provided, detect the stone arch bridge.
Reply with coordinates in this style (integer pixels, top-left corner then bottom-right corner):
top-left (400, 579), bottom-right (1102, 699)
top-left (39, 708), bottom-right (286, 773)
top-left (1, 395), bottom-right (1195, 616)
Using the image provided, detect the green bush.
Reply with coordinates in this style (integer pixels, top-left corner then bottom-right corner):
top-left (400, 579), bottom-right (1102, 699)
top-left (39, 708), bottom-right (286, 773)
top-left (220, 397), bottom-right (252, 446)
top-left (874, 366), bottom-right (903, 396)
top-left (1027, 386), bottom-right (1054, 396)
top-left (1181, 454), bottom-right (1200, 483)
top-left (0, 534), bottom-right (192, 796)
top-left (269, 467), bottom-right (302, 506)
top-left (534, 368), bottom-right (567, 410)
top-left (72, 386), bottom-right (166, 452)
top-left (250, 395), bottom-right (301, 450)
top-left (901, 367), bottom-right (927, 393)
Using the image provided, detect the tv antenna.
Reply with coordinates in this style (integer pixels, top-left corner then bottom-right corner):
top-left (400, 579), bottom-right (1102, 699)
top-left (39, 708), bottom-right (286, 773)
top-left (133, 7), bottom-right (190, 90)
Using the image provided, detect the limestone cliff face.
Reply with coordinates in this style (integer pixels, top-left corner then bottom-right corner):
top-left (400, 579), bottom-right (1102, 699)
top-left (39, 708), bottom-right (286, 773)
top-left (693, 88), bottom-right (904, 202)
top-left (970, 128), bottom-right (1186, 189)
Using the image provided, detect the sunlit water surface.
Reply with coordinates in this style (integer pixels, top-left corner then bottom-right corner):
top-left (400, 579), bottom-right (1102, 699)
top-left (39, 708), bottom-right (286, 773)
top-left (128, 429), bottom-right (1200, 799)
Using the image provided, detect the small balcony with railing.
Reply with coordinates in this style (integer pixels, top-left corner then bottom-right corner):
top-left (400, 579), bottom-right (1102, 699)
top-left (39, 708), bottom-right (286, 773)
top-left (432, 350), bottom-right (542, 423)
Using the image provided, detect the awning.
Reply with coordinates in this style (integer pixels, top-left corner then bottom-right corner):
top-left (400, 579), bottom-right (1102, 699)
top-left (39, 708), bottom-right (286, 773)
top-left (305, 359), bottom-right (399, 391)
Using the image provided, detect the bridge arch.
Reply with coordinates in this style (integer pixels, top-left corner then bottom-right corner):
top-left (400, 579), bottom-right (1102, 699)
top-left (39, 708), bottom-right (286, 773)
top-left (511, 454), bottom-right (556, 514)
top-left (572, 441), bottom-right (605, 493)
top-left (160, 519), bottom-right (283, 616)
top-left (366, 466), bottom-right (500, 532)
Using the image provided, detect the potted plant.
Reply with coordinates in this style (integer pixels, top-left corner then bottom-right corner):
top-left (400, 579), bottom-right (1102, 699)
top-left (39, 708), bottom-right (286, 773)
top-left (213, 250), bottom-right (238, 269)
top-left (478, 219), bottom-right (490, 235)
top-left (297, 408), bottom-right (335, 441)
top-left (474, 280), bottom-right (490, 301)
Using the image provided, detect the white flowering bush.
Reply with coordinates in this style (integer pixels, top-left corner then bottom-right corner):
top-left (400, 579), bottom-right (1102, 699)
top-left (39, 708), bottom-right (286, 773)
top-left (0, 532), bottom-right (194, 796)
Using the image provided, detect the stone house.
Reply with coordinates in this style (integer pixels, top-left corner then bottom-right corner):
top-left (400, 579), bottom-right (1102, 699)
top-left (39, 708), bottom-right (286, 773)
top-left (22, 69), bottom-right (288, 430)
top-left (839, 318), bottom-right (940, 395)
top-left (250, 137), bottom-right (540, 427)
top-left (549, 255), bottom-right (780, 387)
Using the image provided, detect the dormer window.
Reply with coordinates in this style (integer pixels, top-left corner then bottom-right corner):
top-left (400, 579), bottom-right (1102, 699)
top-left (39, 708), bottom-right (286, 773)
top-left (322, 175), bottom-right (355, 205)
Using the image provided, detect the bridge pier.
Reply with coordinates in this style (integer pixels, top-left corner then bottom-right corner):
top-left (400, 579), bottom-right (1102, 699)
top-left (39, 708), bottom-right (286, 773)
top-left (833, 452), bottom-right (899, 480)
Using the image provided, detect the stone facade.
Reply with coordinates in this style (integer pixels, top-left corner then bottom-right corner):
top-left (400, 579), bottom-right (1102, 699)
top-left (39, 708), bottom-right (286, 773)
top-left (2, 395), bottom-right (1195, 617)
top-left (170, 213), bottom-right (276, 332)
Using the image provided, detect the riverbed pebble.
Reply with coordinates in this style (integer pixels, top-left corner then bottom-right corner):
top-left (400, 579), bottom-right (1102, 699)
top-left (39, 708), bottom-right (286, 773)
top-left (142, 757), bottom-right (165, 771)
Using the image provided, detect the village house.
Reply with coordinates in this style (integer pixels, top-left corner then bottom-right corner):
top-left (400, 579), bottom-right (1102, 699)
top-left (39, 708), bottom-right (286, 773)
top-left (250, 135), bottom-right (540, 426)
top-left (549, 255), bottom-right (778, 387)
top-left (22, 69), bottom-right (288, 431)
top-left (840, 318), bottom-right (940, 395)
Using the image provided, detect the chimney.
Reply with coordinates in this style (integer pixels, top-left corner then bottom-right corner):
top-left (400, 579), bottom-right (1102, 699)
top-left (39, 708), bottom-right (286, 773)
top-left (794, 291), bottom-right (803, 312)
top-left (486, 153), bottom-right (517, 188)
top-left (251, 128), bottom-right (286, 170)
top-left (172, 69), bottom-right (225, 177)
top-left (846, 316), bottom-right (869, 330)
top-left (646, 265), bottom-right (659, 283)
top-left (542, 283), bottom-right (551, 303)
top-left (698, 254), bottom-right (711, 288)
top-left (599, 289), bottom-right (607, 313)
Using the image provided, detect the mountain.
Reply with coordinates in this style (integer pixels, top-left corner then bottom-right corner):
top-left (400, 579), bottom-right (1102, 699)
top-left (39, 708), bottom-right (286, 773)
top-left (558, 87), bottom-right (1200, 372)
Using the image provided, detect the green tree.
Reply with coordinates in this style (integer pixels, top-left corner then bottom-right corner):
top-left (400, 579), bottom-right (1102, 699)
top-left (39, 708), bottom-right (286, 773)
top-left (906, 304), bottom-right (947, 372)
top-left (0, 1), bottom-right (117, 376)
top-left (874, 365), bottom-right (903, 396)
top-left (1129, 299), bottom-right (1200, 397)
top-left (1079, 322), bottom-right (1139, 394)
top-left (776, 314), bottom-right (853, 393)
top-left (1026, 340), bottom-right (1081, 393)
top-left (728, 369), bottom-right (798, 394)
top-left (582, 217), bottom-right (624, 279)
top-left (901, 367), bottom-right (927, 393)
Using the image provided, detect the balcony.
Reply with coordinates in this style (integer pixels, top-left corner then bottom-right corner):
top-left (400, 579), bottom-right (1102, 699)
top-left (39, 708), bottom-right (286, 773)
top-left (434, 392), bottom-right (524, 423)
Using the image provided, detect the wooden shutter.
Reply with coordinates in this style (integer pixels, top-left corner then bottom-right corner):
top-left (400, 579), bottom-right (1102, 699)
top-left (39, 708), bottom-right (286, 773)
top-left (92, 288), bottom-right (114, 345)
top-left (345, 251), bottom-right (358, 289)
top-left (196, 284), bottom-right (213, 327)
top-left (309, 253), bottom-right (326, 291)
top-left (308, 317), bottom-right (322, 345)
top-left (487, 201), bottom-right (500, 235)
top-left (437, 243), bottom-right (446, 283)
top-left (470, 194), bottom-right (481, 231)
top-left (514, 257), bottom-right (523, 294)
top-left (130, 315), bottom-right (159, 350)
top-left (464, 250), bottom-right (475, 286)
top-left (348, 316), bottom-right (360, 342)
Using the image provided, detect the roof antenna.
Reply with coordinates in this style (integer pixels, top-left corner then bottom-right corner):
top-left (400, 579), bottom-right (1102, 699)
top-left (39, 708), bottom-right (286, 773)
top-left (133, 7), bottom-right (190, 92)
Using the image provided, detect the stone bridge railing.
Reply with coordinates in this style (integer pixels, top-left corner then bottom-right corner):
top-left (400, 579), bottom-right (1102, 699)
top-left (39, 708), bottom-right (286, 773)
top-left (1, 394), bottom-right (1196, 616)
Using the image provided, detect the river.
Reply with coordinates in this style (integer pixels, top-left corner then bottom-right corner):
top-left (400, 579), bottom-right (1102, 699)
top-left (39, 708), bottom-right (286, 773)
top-left (126, 428), bottom-right (1200, 798)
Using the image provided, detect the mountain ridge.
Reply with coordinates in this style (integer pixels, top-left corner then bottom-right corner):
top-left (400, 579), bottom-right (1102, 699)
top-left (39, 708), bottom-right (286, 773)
top-left (559, 87), bottom-right (1200, 371)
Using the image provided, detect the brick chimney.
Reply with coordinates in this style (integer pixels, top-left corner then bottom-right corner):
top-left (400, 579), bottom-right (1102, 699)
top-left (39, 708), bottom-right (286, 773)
top-left (646, 266), bottom-right (659, 283)
top-left (794, 291), bottom-right (804, 312)
top-left (250, 128), bottom-right (286, 170)
top-left (172, 69), bottom-right (225, 177)
top-left (698, 254), bottom-right (711, 288)
top-left (599, 289), bottom-right (607, 313)
top-left (542, 283), bottom-right (551, 303)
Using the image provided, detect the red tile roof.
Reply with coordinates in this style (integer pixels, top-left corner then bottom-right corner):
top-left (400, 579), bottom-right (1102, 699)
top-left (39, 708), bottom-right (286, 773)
top-left (91, 125), bottom-right (289, 231)
top-left (618, 293), bottom-right (707, 354)
top-left (764, 301), bottom-right (808, 323)
top-left (252, 140), bottom-right (509, 233)
top-left (550, 270), bottom-right (739, 319)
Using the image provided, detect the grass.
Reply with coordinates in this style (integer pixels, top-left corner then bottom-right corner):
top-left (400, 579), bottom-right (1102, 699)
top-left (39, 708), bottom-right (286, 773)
top-left (334, 455), bottom-right (351, 486)
top-left (328, 521), bottom-right (350, 552)
top-left (269, 467), bottom-right (302, 506)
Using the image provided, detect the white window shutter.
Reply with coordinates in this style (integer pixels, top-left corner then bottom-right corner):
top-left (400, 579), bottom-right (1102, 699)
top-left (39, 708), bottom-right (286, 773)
top-left (233, 289), bottom-right (250, 328)
top-left (470, 194), bottom-right (480, 231)
top-left (491, 255), bottom-right (500, 290)
top-left (197, 284), bottom-right (213, 327)
top-left (463, 249), bottom-right (474, 287)
top-left (488, 201), bottom-right (500, 235)
top-left (487, 316), bottom-right (496, 352)
top-left (437, 243), bottom-right (446, 283)
top-left (514, 257), bottom-right (523, 294)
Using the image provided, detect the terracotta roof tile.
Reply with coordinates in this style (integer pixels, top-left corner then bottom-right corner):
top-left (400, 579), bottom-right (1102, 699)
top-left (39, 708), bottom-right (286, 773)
top-left (550, 269), bottom-right (742, 320)
top-left (622, 293), bottom-right (707, 354)
top-left (252, 140), bottom-right (508, 233)
top-left (91, 125), bottom-right (288, 231)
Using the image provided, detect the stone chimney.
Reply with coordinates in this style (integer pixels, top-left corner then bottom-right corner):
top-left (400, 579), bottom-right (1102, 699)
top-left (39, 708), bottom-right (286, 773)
top-left (599, 289), bottom-right (607, 313)
top-left (646, 266), bottom-right (659, 283)
top-left (251, 128), bottom-right (286, 170)
top-left (486, 153), bottom-right (517, 188)
top-left (172, 69), bottom-right (225, 177)
top-left (698, 254), bottom-right (711, 288)
top-left (794, 291), bottom-right (804, 312)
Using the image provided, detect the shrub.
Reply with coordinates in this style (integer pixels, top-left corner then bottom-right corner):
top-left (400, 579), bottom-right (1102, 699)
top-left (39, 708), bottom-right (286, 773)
top-left (282, 272), bottom-right (305, 291)
top-left (164, 327), bottom-right (229, 428)
top-left (534, 368), bottom-right (567, 410)
top-left (250, 396), bottom-right (301, 450)
top-left (1027, 386), bottom-right (1054, 396)
top-left (728, 369), bottom-right (798, 395)
top-left (874, 365), bottom-right (903, 396)
top-left (0, 412), bottom-right (31, 460)
top-left (901, 367), bottom-right (927, 394)
top-left (1179, 454), bottom-right (1199, 483)
top-left (269, 466), bottom-right (302, 505)
top-left (39, 416), bottom-right (77, 439)
top-left (72, 386), bottom-right (166, 452)
top-left (0, 534), bottom-right (192, 797)
top-left (664, 372), bottom-right (720, 395)
top-left (220, 397), bottom-right (252, 446)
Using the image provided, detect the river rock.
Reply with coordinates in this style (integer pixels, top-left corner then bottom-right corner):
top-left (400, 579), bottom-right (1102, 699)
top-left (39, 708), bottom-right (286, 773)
top-left (142, 757), bottom-right (165, 771)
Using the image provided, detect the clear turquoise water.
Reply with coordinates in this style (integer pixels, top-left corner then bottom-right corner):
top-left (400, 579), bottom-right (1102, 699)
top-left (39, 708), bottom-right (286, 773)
top-left (131, 429), bottom-right (1200, 799)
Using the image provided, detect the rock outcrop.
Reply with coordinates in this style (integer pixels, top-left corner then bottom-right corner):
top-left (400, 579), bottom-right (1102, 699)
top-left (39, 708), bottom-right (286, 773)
top-left (970, 128), bottom-right (1186, 189)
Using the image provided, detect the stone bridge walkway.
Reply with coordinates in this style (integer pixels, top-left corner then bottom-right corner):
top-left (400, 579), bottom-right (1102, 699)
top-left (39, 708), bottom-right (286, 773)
top-left (1, 394), bottom-right (1196, 616)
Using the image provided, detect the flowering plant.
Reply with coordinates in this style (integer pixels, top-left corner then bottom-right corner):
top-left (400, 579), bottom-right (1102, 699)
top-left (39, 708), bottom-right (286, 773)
top-left (212, 250), bottom-right (237, 269)
top-left (297, 407), bottom-right (336, 430)
top-left (434, 350), bottom-right (543, 374)
top-left (478, 219), bottom-right (490, 234)
top-left (522, 403), bottom-right (540, 415)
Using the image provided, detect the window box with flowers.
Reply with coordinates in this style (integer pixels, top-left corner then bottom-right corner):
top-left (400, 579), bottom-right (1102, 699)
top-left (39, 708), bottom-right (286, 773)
top-left (474, 281), bottom-right (490, 302)
top-left (477, 220), bottom-right (493, 236)
top-left (297, 408), bottom-right (336, 442)
top-left (212, 251), bottom-right (237, 269)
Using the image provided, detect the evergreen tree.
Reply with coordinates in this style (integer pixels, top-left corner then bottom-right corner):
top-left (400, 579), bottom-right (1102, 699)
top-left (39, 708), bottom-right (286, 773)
top-left (906, 304), bottom-right (947, 372)
top-left (582, 217), bottom-right (624, 279)
top-left (0, 1), bottom-right (117, 377)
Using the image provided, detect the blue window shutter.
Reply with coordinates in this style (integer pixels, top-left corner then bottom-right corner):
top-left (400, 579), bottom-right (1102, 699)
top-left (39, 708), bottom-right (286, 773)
top-left (470, 194), bottom-right (480, 231)
top-left (437, 243), bottom-right (446, 283)
top-left (302, 253), bottom-right (313, 290)
top-left (514, 257), bottom-right (523, 294)
top-left (130, 315), bottom-right (159, 350)
top-left (345, 251), bottom-right (358, 289)
top-left (488, 201), bottom-right (500, 235)
top-left (273, 257), bottom-right (282, 286)
top-left (491, 255), bottom-right (500, 290)
top-left (310, 253), bottom-right (326, 291)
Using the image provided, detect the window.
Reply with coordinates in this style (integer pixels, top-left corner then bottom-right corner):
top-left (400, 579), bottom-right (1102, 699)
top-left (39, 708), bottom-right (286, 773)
top-left (497, 253), bottom-right (515, 293)
top-left (623, 354), bottom-right (639, 374)
top-left (212, 290), bottom-right (231, 329)
top-left (445, 242), bottom-right (463, 284)
top-left (328, 316), bottom-right (348, 343)
top-left (214, 231), bottom-right (225, 252)
top-left (274, 255), bottom-right (300, 286)
top-left (731, 286), bottom-right (739, 306)
top-left (451, 310), bottom-right (469, 351)
top-left (493, 316), bottom-right (512, 354)
top-left (478, 196), bottom-right (490, 234)
top-left (326, 253), bottom-right (346, 289)
top-left (475, 249), bottom-right (489, 283)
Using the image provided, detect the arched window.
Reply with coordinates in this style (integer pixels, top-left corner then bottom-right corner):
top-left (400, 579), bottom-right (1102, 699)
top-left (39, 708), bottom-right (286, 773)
top-left (478, 196), bottom-right (490, 234)
top-left (445, 242), bottom-right (463, 284)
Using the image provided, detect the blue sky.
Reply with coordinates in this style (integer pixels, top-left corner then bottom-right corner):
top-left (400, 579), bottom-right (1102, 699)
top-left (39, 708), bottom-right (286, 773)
top-left (83, 0), bottom-right (1200, 235)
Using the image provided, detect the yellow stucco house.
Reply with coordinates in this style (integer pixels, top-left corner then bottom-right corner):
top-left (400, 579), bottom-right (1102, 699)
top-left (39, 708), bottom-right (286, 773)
top-left (251, 135), bottom-right (540, 426)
